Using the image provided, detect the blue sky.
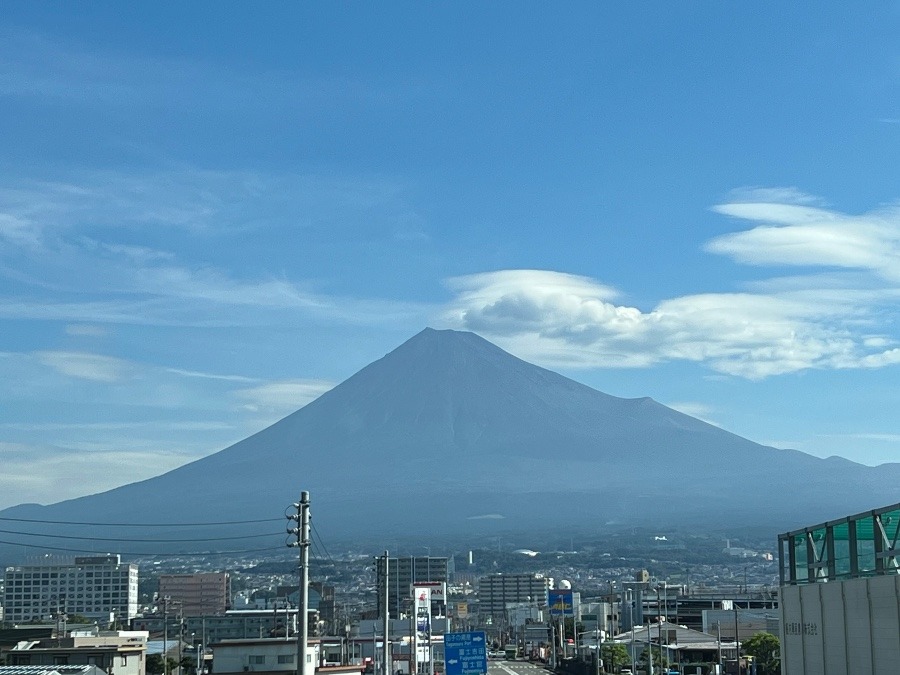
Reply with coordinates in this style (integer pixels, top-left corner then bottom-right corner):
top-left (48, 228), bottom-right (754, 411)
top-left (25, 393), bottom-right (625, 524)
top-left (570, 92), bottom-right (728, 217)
top-left (2, 3), bottom-right (900, 509)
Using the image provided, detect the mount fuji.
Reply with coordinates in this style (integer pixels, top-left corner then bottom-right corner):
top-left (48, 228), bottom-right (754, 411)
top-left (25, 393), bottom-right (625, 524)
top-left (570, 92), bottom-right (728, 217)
top-left (2, 328), bottom-right (896, 559)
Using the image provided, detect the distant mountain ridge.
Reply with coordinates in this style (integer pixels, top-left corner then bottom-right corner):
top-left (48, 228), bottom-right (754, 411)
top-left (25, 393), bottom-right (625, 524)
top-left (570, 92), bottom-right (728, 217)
top-left (2, 327), bottom-right (896, 561)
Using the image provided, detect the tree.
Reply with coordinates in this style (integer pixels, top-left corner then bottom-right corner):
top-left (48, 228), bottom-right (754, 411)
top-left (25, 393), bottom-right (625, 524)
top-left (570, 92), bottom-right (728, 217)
top-left (637, 646), bottom-right (668, 672)
top-left (600, 643), bottom-right (629, 673)
top-left (179, 655), bottom-right (199, 675)
top-left (146, 654), bottom-right (179, 675)
top-left (146, 654), bottom-right (165, 675)
top-left (742, 632), bottom-right (780, 675)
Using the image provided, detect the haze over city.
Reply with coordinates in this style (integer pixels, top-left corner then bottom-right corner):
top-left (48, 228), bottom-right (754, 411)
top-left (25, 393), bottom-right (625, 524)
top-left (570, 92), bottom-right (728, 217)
top-left (2, 3), bottom-right (900, 511)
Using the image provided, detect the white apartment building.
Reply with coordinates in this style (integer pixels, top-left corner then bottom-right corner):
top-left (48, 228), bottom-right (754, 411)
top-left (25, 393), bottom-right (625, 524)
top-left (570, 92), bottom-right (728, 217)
top-left (3, 555), bottom-right (139, 623)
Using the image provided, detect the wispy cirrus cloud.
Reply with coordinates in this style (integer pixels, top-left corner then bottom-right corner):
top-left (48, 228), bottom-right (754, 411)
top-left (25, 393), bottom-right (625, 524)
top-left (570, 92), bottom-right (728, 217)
top-left (442, 191), bottom-right (900, 379)
top-left (0, 26), bottom-right (418, 121)
top-left (233, 380), bottom-right (335, 417)
top-left (665, 402), bottom-right (720, 426)
top-left (64, 323), bottom-right (108, 337)
top-left (0, 350), bottom-right (324, 507)
top-left (0, 169), bottom-right (434, 329)
top-left (0, 441), bottom-right (199, 509)
top-left (36, 351), bottom-right (130, 383)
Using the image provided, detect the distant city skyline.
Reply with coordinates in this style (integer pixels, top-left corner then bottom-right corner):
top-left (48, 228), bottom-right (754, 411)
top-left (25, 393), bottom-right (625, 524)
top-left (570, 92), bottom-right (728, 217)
top-left (2, 4), bottom-right (900, 510)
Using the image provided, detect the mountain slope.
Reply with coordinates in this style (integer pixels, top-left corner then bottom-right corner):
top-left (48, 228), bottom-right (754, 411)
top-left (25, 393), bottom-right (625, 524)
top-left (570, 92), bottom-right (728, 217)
top-left (2, 328), bottom-right (896, 558)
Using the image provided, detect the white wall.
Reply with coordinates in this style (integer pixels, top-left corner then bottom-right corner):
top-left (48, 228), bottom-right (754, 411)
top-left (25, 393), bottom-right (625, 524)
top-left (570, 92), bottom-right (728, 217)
top-left (781, 575), bottom-right (900, 675)
top-left (211, 641), bottom-right (319, 674)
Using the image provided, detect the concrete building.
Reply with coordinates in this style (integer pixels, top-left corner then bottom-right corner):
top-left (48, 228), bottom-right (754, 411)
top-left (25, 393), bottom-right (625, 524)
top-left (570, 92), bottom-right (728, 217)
top-left (477, 574), bottom-right (551, 620)
top-left (579, 601), bottom-right (617, 636)
top-left (208, 638), bottom-right (351, 675)
top-left (133, 608), bottom-right (316, 642)
top-left (662, 591), bottom-right (777, 633)
top-left (3, 556), bottom-right (138, 623)
top-left (701, 607), bottom-right (779, 643)
top-left (158, 573), bottom-right (231, 617)
top-left (376, 557), bottom-right (451, 617)
top-left (4, 631), bottom-right (146, 675)
top-left (779, 501), bottom-right (900, 674)
top-left (276, 582), bottom-right (336, 632)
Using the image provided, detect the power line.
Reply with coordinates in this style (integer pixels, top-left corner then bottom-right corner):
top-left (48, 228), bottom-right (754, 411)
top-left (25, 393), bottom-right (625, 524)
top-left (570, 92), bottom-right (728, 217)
top-left (0, 538), bottom-right (284, 557)
top-left (311, 521), bottom-right (336, 567)
top-left (0, 516), bottom-right (281, 527)
top-left (0, 528), bottom-right (283, 543)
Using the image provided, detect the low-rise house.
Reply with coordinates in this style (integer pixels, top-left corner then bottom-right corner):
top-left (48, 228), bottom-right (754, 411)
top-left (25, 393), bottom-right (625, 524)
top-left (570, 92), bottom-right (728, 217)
top-left (613, 621), bottom-right (737, 670)
top-left (209, 638), bottom-right (318, 675)
top-left (4, 631), bottom-right (147, 675)
top-left (209, 638), bottom-right (362, 675)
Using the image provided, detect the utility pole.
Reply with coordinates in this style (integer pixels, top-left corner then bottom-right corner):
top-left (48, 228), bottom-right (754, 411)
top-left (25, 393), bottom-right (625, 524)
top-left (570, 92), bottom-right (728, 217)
top-left (287, 492), bottom-right (311, 675)
top-left (733, 601), bottom-right (740, 671)
top-left (549, 622), bottom-right (556, 670)
top-left (382, 551), bottom-right (390, 675)
top-left (715, 621), bottom-right (722, 673)
top-left (178, 609), bottom-right (184, 675)
top-left (201, 617), bottom-right (206, 675)
top-left (163, 596), bottom-right (169, 675)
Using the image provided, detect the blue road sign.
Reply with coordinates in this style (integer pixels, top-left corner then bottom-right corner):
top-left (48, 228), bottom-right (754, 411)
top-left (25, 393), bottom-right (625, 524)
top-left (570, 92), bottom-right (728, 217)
top-left (444, 630), bottom-right (487, 675)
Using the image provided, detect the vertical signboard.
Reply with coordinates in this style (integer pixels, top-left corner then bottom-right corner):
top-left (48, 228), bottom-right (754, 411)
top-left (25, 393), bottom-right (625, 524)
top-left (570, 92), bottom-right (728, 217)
top-left (414, 586), bottom-right (432, 636)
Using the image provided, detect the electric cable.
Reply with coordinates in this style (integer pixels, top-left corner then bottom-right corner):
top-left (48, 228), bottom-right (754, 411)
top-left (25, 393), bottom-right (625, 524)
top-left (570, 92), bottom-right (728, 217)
top-left (0, 537), bottom-right (284, 557)
top-left (0, 528), bottom-right (282, 543)
top-left (0, 516), bottom-right (281, 527)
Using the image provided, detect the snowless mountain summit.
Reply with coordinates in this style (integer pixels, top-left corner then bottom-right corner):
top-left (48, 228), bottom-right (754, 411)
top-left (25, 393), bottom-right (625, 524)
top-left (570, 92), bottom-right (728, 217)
top-left (2, 327), bottom-right (897, 556)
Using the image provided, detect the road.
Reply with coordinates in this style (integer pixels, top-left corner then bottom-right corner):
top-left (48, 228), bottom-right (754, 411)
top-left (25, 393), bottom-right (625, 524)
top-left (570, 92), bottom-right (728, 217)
top-left (486, 660), bottom-right (547, 675)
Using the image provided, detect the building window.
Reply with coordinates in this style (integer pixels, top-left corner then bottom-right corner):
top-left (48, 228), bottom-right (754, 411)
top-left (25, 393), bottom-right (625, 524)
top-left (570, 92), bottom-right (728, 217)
top-left (277, 655), bottom-right (294, 664)
top-left (249, 656), bottom-right (266, 665)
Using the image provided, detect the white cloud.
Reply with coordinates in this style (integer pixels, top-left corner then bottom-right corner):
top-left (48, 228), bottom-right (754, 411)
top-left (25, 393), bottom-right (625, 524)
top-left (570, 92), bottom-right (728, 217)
top-left (0, 421), bottom-right (232, 432)
top-left (442, 189), bottom-right (900, 380)
top-left (707, 201), bottom-right (900, 280)
top-left (65, 324), bottom-right (108, 337)
top-left (666, 402), bottom-right (720, 426)
top-left (165, 367), bottom-right (258, 383)
top-left (0, 212), bottom-right (41, 248)
top-left (0, 441), bottom-right (195, 510)
top-left (723, 187), bottom-right (823, 206)
top-left (35, 351), bottom-right (130, 383)
top-left (445, 272), bottom-right (869, 378)
top-left (233, 380), bottom-right (334, 416)
top-left (0, 169), bottom-right (433, 329)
